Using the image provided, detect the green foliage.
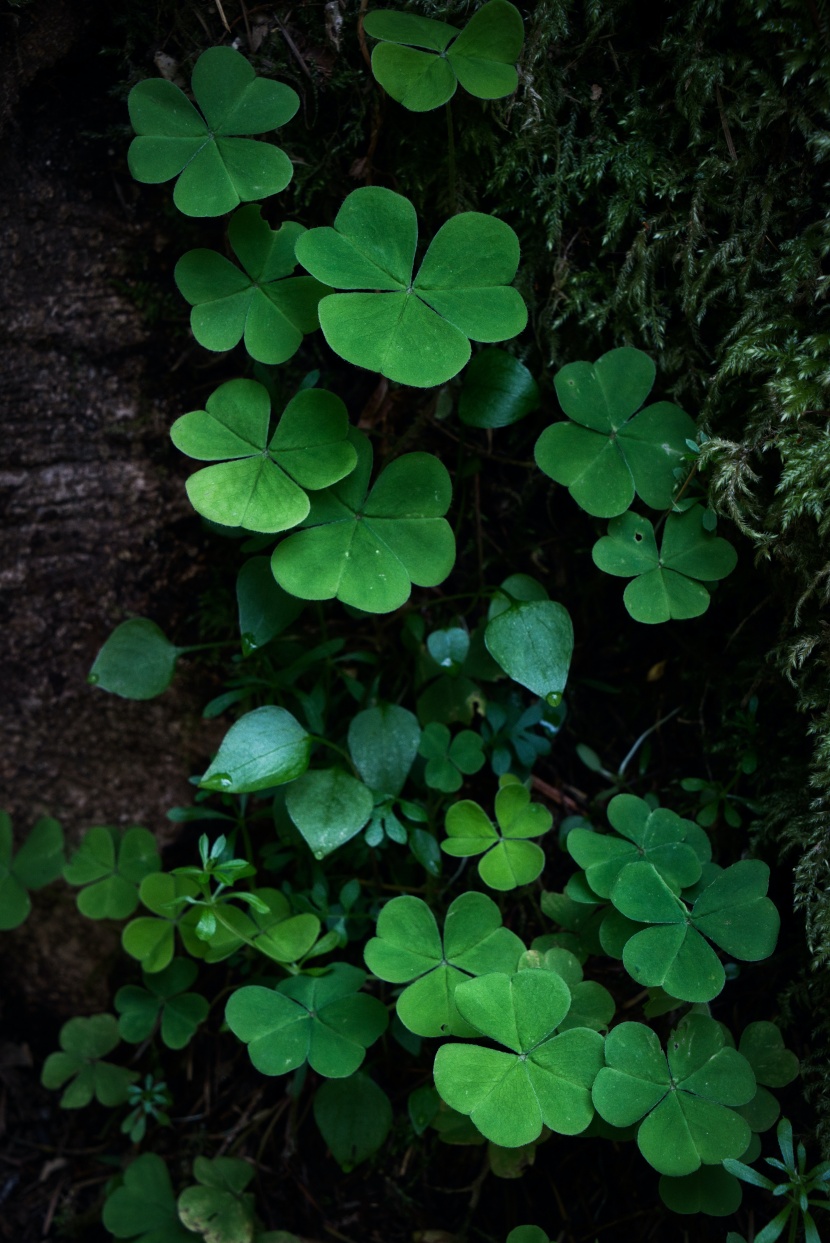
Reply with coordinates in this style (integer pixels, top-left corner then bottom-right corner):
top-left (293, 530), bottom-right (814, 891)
top-left (115, 959), bottom-right (209, 1049)
top-left (122, 1074), bottom-right (172, 1143)
top-left (348, 704), bottom-right (421, 797)
top-left (484, 598), bottom-right (573, 703)
top-left (171, 380), bottom-right (356, 533)
top-left (271, 431), bottom-right (455, 612)
top-left (127, 47), bottom-right (298, 216)
top-left (286, 769), bottom-right (374, 859)
top-left (313, 1073), bottom-right (393, 1171)
top-left (517, 947), bottom-right (614, 1034)
top-left (506, 1230), bottom-right (549, 1243)
top-left (177, 1157), bottom-right (256, 1243)
top-left (724, 1118), bottom-right (830, 1243)
top-left (63, 825), bottom-right (160, 920)
top-left (88, 619), bottom-right (181, 699)
top-left (364, 2), bottom-right (524, 112)
top-left (41, 1014), bottom-right (138, 1108)
top-left (458, 349), bottom-right (539, 429)
top-left (200, 706), bottom-right (310, 793)
top-left (658, 1164), bottom-right (743, 1217)
top-left (236, 557), bottom-right (303, 654)
top-left (174, 207), bottom-right (328, 363)
top-left (364, 892), bottom-right (524, 1036)
top-left (103, 1153), bottom-right (197, 1243)
top-left (0, 811), bottom-right (64, 930)
top-left (442, 774), bottom-right (552, 890)
top-left (295, 187), bottom-right (526, 386)
top-left (418, 721), bottom-right (485, 792)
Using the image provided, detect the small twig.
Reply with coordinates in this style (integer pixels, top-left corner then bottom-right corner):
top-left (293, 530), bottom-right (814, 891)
top-left (715, 84), bottom-right (737, 162)
top-left (215, 0), bottom-right (232, 34)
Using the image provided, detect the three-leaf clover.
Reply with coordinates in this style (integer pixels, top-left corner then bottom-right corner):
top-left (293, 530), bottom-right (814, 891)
top-left (63, 825), bottom-right (160, 919)
top-left (442, 775), bottom-right (553, 890)
top-left (171, 380), bottom-right (357, 533)
top-left (41, 1014), bottom-right (138, 1108)
top-left (518, 946), bottom-right (614, 1033)
top-left (294, 187), bottom-right (527, 387)
top-left (592, 1014), bottom-right (756, 1175)
top-left (174, 207), bottom-right (329, 363)
top-left (127, 47), bottom-right (299, 217)
top-left (364, 2), bottom-right (524, 112)
top-left (103, 1153), bottom-right (197, 1243)
top-left (225, 963), bottom-right (388, 1078)
top-left (610, 858), bottom-right (780, 1002)
top-left (271, 430), bottom-right (455, 613)
top-left (592, 505), bottom-right (738, 623)
top-left (418, 721), bottom-right (486, 792)
top-left (433, 970), bottom-right (605, 1146)
top-left (115, 959), bottom-right (209, 1049)
top-left (535, 347), bottom-right (696, 517)
top-left (177, 1157), bottom-right (256, 1243)
top-left (363, 891), bottom-right (524, 1036)
top-left (0, 811), bottom-right (64, 930)
top-left (122, 873), bottom-right (201, 973)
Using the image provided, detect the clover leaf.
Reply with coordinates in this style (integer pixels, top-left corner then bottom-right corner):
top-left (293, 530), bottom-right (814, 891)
top-left (658, 1164), bottom-right (743, 1217)
top-left (739, 1021), bottom-right (800, 1089)
top-left (177, 1157), bottom-right (255, 1243)
top-left (41, 1014), bottom-right (138, 1108)
top-left (507, 1229), bottom-right (549, 1243)
top-left (364, 2), bottom-right (524, 112)
top-left (225, 962), bottom-right (388, 1078)
top-left (610, 859), bottom-right (780, 1002)
top-left (271, 430), bottom-right (455, 613)
top-left (314, 1073), bottom-right (393, 1171)
top-left (171, 380), bottom-right (357, 534)
top-left (539, 890), bottom-right (605, 962)
top-left (484, 599), bottom-right (573, 704)
top-left (0, 811), bottom-right (64, 930)
top-left (592, 505), bottom-right (738, 623)
top-left (294, 187), bottom-right (527, 387)
top-left (175, 207), bottom-right (328, 362)
top-left (565, 794), bottom-right (704, 899)
top-left (115, 959), bottom-right (209, 1050)
top-left (363, 892), bottom-right (524, 1036)
top-left (459, 349), bottom-right (540, 429)
top-left (347, 704), bottom-right (422, 797)
top-left (442, 775), bottom-right (552, 890)
top-left (285, 768), bottom-right (375, 859)
top-left (518, 946), bottom-right (614, 1033)
top-left (63, 825), bottom-right (160, 920)
top-left (433, 971), bottom-right (605, 1146)
top-left (200, 706), bottom-right (311, 794)
top-left (535, 347), bottom-right (696, 518)
top-left (122, 873), bottom-right (201, 974)
top-left (418, 722), bottom-right (486, 792)
top-left (592, 1014), bottom-right (755, 1175)
top-left (127, 47), bottom-right (299, 217)
top-left (103, 1154), bottom-right (198, 1243)
top-left (89, 618), bottom-right (182, 699)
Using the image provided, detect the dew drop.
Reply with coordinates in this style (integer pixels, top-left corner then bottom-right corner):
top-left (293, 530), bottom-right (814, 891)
top-left (545, 691), bottom-right (563, 708)
top-left (314, 850), bottom-right (324, 860)
top-left (241, 632), bottom-right (257, 656)
top-left (87, 672), bottom-right (100, 685)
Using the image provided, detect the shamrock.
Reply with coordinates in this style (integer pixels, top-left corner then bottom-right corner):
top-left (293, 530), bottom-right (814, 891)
top-left (458, 349), bottom-right (540, 429)
top-left (177, 1157), bottom-right (256, 1243)
top-left (127, 46), bottom-right (299, 217)
top-left (418, 722), bottom-right (486, 792)
top-left (518, 945), bottom-right (614, 1033)
top-left (535, 347), bottom-right (696, 518)
top-left (271, 430), bottom-right (455, 613)
top-left (115, 959), bottom-right (209, 1050)
top-left (294, 187), bottom-right (527, 387)
top-left (122, 873), bottom-right (202, 974)
top-left (364, 2), bottom-right (524, 112)
top-left (225, 963), bottom-right (388, 1078)
top-left (592, 505), bottom-right (738, 623)
top-left (174, 207), bottom-right (329, 363)
top-left (0, 811), bottom-right (64, 930)
top-left (592, 1014), bottom-right (756, 1176)
top-left (102, 1154), bottom-right (197, 1243)
top-left (363, 891), bottom-right (524, 1036)
top-left (63, 825), bottom-right (160, 920)
top-left (433, 970), bottom-right (605, 1146)
top-left (442, 775), bottom-right (553, 890)
top-left (171, 380), bottom-right (357, 533)
top-left (41, 1014), bottom-right (138, 1108)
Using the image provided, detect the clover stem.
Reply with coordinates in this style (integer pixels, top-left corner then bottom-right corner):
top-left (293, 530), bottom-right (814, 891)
top-left (446, 101), bottom-right (458, 214)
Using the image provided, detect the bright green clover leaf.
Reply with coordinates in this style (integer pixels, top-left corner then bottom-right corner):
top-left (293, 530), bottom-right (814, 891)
top-left (170, 380), bottom-right (357, 534)
top-left (285, 768), bottom-right (374, 859)
top-left (314, 1073), bottom-right (393, 1171)
top-left (179, 888), bottom-right (320, 967)
top-left (115, 959), bottom-right (209, 1050)
top-left (565, 793), bottom-right (704, 899)
top-left (535, 346), bottom-right (696, 518)
top-left (271, 430), bottom-right (455, 613)
top-left (364, 892), bottom-right (524, 1037)
top-left (63, 825), bottom-right (160, 920)
top-left (41, 1014), bottom-right (138, 1108)
top-left (347, 704), bottom-right (421, 796)
top-left (174, 206), bottom-right (328, 363)
top-left (294, 187), bottom-right (527, 387)
top-left (433, 971), bottom-right (605, 1146)
top-left (518, 946), bottom-right (614, 1033)
top-left (127, 46), bottom-right (299, 218)
top-left (658, 1164), bottom-right (743, 1217)
top-left (611, 859), bottom-right (780, 1002)
top-left (89, 618), bottom-right (182, 699)
top-left (506, 1229), bottom-right (549, 1243)
top-left (225, 962), bottom-right (388, 1078)
top-left (236, 556), bottom-right (303, 654)
top-left (459, 349), bottom-right (540, 429)
top-left (592, 505), bottom-right (738, 624)
top-left (0, 811), bottom-right (64, 930)
top-left (364, 2), bottom-right (524, 112)
top-left (103, 1154), bottom-right (198, 1243)
top-left (122, 873), bottom-right (201, 974)
top-left (592, 1014), bottom-right (755, 1176)
top-left (418, 722), bottom-right (486, 792)
top-left (200, 705), bottom-right (310, 793)
top-left (484, 599), bottom-right (573, 705)
top-left (442, 775), bottom-right (552, 890)
top-left (177, 1157), bottom-right (255, 1243)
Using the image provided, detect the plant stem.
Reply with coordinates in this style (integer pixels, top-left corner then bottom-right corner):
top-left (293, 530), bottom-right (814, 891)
top-left (446, 101), bottom-right (457, 213)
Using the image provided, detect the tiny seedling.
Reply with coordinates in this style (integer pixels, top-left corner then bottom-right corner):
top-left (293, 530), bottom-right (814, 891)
top-left (724, 1118), bottom-right (830, 1243)
top-left (122, 1073), bottom-right (172, 1143)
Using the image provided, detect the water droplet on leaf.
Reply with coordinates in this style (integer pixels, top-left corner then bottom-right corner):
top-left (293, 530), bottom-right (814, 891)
top-left (546, 691), bottom-right (563, 708)
top-left (87, 672), bottom-right (100, 685)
